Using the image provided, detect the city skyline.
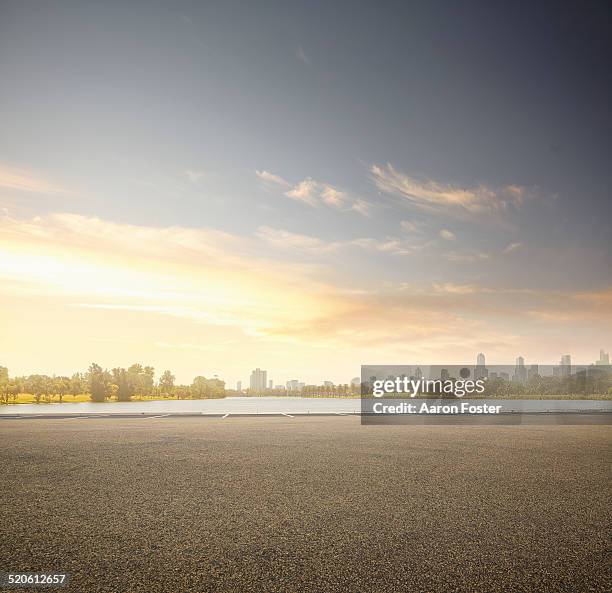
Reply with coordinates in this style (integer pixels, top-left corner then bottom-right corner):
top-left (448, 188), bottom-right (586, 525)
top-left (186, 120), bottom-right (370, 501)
top-left (1, 2), bottom-right (611, 384)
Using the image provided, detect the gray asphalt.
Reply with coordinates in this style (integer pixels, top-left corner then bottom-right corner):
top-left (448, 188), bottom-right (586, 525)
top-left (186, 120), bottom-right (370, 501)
top-left (0, 417), bottom-right (610, 593)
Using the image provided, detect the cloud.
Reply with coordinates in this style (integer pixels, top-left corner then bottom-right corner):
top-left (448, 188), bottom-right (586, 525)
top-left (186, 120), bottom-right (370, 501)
top-left (256, 170), bottom-right (291, 188)
top-left (256, 226), bottom-right (339, 254)
top-left (444, 249), bottom-right (489, 262)
top-left (285, 178), bottom-right (320, 206)
top-left (433, 283), bottom-right (479, 294)
top-left (439, 229), bottom-right (456, 241)
top-left (350, 237), bottom-right (422, 256)
top-left (296, 46), bottom-right (311, 65)
top-left (257, 225), bottom-right (426, 257)
top-left (503, 242), bottom-right (523, 254)
top-left (185, 170), bottom-right (205, 183)
top-left (370, 163), bottom-right (528, 220)
top-left (1, 210), bottom-right (610, 374)
top-left (0, 164), bottom-right (70, 195)
top-left (401, 220), bottom-right (426, 233)
top-left (257, 171), bottom-right (371, 216)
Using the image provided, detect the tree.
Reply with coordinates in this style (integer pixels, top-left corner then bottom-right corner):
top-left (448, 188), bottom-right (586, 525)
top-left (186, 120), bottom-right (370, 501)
top-left (127, 364), bottom-right (155, 398)
top-left (191, 376), bottom-right (208, 399)
top-left (69, 373), bottom-right (84, 397)
top-left (0, 366), bottom-right (8, 403)
top-left (191, 376), bottom-right (225, 399)
top-left (111, 368), bottom-right (134, 401)
top-left (87, 363), bottom-right (111, 402)
top-left (159, 370), bottom-right (175, 395)
top-left (54, 376), bottom-right (71, 403)
top-left (26, 374), bottom-right (48, 404)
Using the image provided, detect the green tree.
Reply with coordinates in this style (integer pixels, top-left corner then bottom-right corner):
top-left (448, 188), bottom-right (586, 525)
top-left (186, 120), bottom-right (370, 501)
top-left (0, 366), bottom-right (8, 403)
top-left (159, 370), bottom-right (175, 395)
top-left (54, 376), bottom-right (71, 403)
top-left (69, 373), bottom-right (84, 397)
top-left (111, 368), bottom-right (134, 401)
top-left (87, 363), bottom-right (111, 402)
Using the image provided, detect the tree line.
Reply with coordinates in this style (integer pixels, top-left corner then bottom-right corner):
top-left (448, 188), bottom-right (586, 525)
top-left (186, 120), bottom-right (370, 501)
top-left (0, 363), bottom-right (225, 403)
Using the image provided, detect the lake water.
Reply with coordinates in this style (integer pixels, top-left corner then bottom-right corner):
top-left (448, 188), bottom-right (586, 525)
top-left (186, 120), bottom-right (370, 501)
top-left (1, 396), bottom-right (610, 416)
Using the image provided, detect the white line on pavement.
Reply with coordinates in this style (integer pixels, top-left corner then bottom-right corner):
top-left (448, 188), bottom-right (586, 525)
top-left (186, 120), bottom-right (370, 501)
top-left (222, 413), bottom-right (230, 418)
top-left (281, 412), bottom-right (294, 418)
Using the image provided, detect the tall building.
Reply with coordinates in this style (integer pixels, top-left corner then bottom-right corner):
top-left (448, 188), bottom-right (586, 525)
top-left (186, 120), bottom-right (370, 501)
top-left (513, 356), bottom-right (527, 383)
top-left (286, 379), bottom-right (300, 391)
top-left (559, 354), bottom-right (571, 378)
top-left (474, 352), bottom-right (488, 380)
top-left (250, 368), bottom-right (267, 391)
top-left (528, 364), bottom-right (539, 380)
top-left (268, 379), bottom-right (273, 389)
top-left (596, 349), bottom-right (610, 366)
top-left (236, 380), bottom-right (242, 392)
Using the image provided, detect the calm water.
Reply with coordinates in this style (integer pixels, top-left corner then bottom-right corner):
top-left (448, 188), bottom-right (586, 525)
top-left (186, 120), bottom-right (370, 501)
top-left (1, 396), bottom-right (610, 415)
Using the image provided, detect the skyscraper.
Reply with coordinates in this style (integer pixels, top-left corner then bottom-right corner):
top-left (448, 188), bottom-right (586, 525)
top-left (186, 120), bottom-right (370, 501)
top-left (513, 356), bottom-right (527, 383)
top-left (596, 349), bottom-right (610, 366)
top-left (250, 368), bottom-right (267, 391)
top-left (475, 353), bottom-right (488, 380)
top-left (560, 354), bottom-right (571, 377)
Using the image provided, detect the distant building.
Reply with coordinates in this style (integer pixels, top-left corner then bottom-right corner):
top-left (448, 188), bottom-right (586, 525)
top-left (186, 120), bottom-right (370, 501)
top-left (323, 381), bottom-right (334, 387)
top-left (528, 364), bottom-right (539, 380)
top-left (596, 349), bottom-right (610, 366)
top-left (489, 372), bottom-right (498, 380)
top-left (499, 372), bottom-right (510, 381)
top-left (559, 354), bottom-right (571, 378)
top-left (268, 379), bottom-right (273, 389)
top-left (236, 380), bottom-right (242, 392)
top-left (440, 368), bottom-right (450, 381)
top-left (286, 379), bottom-right (300, 391)
top-left (513, 357), bottom-right (527, 383)
top-left (474, 352), bottom-right (488, 380)
top-left (250, 368), bottom-right (267, 391)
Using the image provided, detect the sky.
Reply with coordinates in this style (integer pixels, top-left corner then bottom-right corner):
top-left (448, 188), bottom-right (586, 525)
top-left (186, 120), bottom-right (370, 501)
top-left (0, 0), bottom-right (610, 385)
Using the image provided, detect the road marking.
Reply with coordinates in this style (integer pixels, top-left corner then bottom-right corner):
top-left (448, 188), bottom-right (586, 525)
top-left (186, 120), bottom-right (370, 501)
top-left (335, 413), bottom-right (347, 416)
top-left (281, 412), bottom-right (294, 418)
top-left (222, 413), bottom-right (230, 419)
top-left (148, 414), bottom-right (170, 418)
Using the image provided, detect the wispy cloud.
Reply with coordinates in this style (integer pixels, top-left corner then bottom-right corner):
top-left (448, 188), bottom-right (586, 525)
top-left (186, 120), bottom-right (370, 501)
top-left (255, 169), bottom-right (291, 188)
top-left (439, 229), bottom-right (456, 241)
top-left (257, 171), bottom-right (371, 216)
top-left (185, 170), bottom-right (205, 183)
top-left (370, 163), bottom-right (528, 220)
top-left (503, 242), bottom-right (523, 254)
top-left (256, 226), bottom-right (339, 254)
top-left (257, 225), bottom-right (426, 257)
top-left (0, 164), bottom-right (70, 195)
top-left (296, 46), bottom-right (311, 65)
top-left (444, 249), bottom-right (490, 262)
